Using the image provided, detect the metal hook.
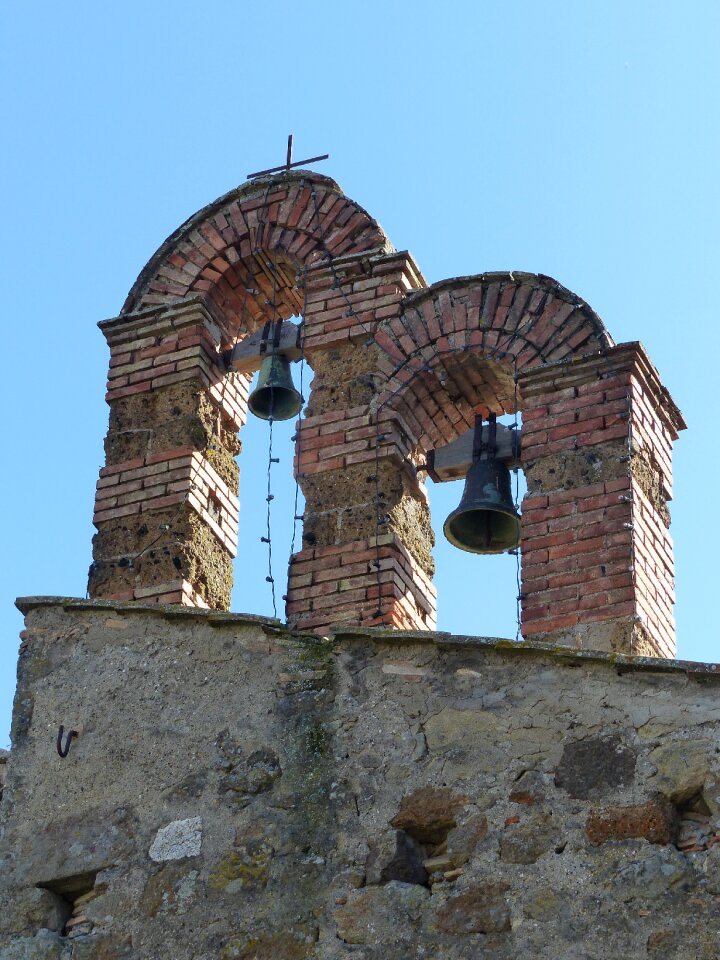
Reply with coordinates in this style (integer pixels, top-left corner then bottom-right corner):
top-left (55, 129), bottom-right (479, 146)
top-left (56, 725), bottom-right (78, 759)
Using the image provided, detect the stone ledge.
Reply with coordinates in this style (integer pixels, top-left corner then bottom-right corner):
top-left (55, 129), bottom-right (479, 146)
top-left (14, 596), bottom-right (282, 630)
top-left (329, 625), bottom-right (720, 681)
top-left (14, 597), bottom-right (720, 682)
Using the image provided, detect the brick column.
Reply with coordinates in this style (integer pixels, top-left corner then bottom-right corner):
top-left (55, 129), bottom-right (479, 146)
top-left (88, 298), bottom-right (249, 608)
top-left (286, 252), bottom-right (437, 633)
top-left (519, 343), bottom-right (684, 657)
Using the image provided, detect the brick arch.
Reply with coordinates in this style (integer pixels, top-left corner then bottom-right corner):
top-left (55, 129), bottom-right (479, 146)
top-left (122, 171), bottom-right (392, 342)
top-left (91, 172), bottom-right (393, 612)
top-left (373, 272), bottom-right (614, 451)
top-left (94, 180), bottom-right (682, 660)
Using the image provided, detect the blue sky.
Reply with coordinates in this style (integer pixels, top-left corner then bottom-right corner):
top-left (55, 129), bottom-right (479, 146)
top-left (2, 1), bottom-right (719, 745)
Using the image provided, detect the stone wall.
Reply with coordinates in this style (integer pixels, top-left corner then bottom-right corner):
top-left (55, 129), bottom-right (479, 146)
top-left (2, 599), bottom-right (719, 959)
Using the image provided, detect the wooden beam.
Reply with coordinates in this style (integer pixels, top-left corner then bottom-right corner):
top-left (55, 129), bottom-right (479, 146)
top-left (223, 321), bottom-right (303, 375)
top-left (427, 424), bottom-right (521, 483)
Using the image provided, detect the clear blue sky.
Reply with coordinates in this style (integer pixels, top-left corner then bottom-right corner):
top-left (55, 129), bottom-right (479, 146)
top-left (2, 1), bottom-right (719, 746)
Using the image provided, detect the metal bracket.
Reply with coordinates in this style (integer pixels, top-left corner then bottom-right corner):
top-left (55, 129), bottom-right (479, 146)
top-left (426, 421), bottom-right (522, 483)
top-left (56, 725), bottom-right (78, 759)
top-left (222, 320), bottom-right (302, 376)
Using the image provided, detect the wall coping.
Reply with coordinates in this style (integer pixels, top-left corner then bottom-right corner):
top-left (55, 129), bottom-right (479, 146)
top-left (15, 596), bottom-right (283, 630)
top-left (14, 597), bottom-right (720, 682)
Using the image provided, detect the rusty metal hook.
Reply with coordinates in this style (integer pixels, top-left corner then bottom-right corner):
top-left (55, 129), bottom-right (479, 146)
top-left (56, 725), bottom-right (78, 759)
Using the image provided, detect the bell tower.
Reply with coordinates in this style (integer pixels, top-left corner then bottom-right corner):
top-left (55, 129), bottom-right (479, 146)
top-left (6, 170), bottom-right (709, 960)
top-left (87, 172), bottom-right (684, 658)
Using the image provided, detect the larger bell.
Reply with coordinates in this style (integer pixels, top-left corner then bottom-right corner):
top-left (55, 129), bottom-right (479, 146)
top-left (443, 457), bottom-right (521, 554)
top-left (248, 354), bottom-right (303, 421)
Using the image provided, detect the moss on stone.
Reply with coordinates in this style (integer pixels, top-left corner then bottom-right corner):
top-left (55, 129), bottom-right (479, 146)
top-left (220, 931), bottom-right (315, 959)
top-left (208, 844), bottom-right (272, 894)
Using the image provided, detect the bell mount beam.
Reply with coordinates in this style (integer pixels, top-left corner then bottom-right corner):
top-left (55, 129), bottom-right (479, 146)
top-left (425, 423), bottom-right (522, 483)
top-left (222, 319), bottom-right (302, 376)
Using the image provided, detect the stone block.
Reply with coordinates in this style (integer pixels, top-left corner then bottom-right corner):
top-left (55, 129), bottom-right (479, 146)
top-left (555, 734), bottom-right (636, 799)
top-left (148, 817), bottom-right (202, 862)
top-left (500, 811), bottom-right (561, 864)
top-left (649, 739), bottom-right (713, 802)
top-left (334, 882), bottom-right (430, 945)
top-left (0, 934), bottom-right (62, 960)
top-left (608, 847), bottom-right (694, 899)
top-left (586, 796), bottom-right (677, 846)
top-left (703, 843), bottom-right (720, 894)
top-left (446, 813), bottom-right (489, 867)
top-left (435, 882), bottom-right (511, 935)
top-left (390, 787), bottom-right (469, 845)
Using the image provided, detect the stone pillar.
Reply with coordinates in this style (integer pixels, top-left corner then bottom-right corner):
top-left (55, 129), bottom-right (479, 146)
top-left (286, 252), bottom-right (437, 633)
top-left (519, 343), bottom-right (685, 657)
top-left (88, 297), bottom-right (249, 608)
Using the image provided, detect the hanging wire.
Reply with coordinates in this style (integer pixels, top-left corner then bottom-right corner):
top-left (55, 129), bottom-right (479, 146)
top-left (260, 245), bottom-right (281, 618)
top-left (289, 264), bottom-right (308, 560)
top-left (307, 191), bottom-right (378, 346)
top-left (264, 414), bottom-right (278, 616)
top-left (512, 364), bottom-right (522, 642)
top-left (371, 418), bottom-right (384, 619)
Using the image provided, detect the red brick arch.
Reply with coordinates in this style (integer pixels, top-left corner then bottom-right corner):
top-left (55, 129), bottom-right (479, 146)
top-left (373, 272), bottom-right (614, 451)
top-left (94, 175), bottom-right (681, 660)
top-left (122, 171), bottom-right (391, 342)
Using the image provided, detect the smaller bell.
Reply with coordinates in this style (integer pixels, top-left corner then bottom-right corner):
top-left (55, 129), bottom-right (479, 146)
top-left (248, 354), bottom-right (303, 422)
top-left (443, 457), bottom-right (521, 554)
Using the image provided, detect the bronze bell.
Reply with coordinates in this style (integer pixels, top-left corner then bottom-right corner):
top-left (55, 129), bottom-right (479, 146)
top-left (248, 354), bottom-right (303, 422)
top-left (443, 456), bottom-right (521, 555)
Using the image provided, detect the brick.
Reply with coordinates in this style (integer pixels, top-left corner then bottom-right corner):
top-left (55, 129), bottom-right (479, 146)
top-left (522, 613), bottom-right (579, 634)
top-left (93, 503), bottom-right (141, 524)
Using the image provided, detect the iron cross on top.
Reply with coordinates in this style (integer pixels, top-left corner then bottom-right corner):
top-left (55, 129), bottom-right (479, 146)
top-left (247, 134), bottom-right (330, 179)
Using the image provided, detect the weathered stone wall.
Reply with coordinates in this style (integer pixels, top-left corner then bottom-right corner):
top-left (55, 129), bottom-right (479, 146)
top-left (3, 599), bottom-right (719, 959)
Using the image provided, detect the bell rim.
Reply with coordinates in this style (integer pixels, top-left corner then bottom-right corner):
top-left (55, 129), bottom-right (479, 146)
top-left (442, 504), bottom-right (521, 555)
top-left (247, 385), bottom-right (304, 421)
top-left (248, 353), bottom-right (304, 422)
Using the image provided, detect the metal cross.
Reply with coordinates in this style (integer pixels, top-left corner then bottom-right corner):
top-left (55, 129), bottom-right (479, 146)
top-left (247, 134), bottom-right (329, 179)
